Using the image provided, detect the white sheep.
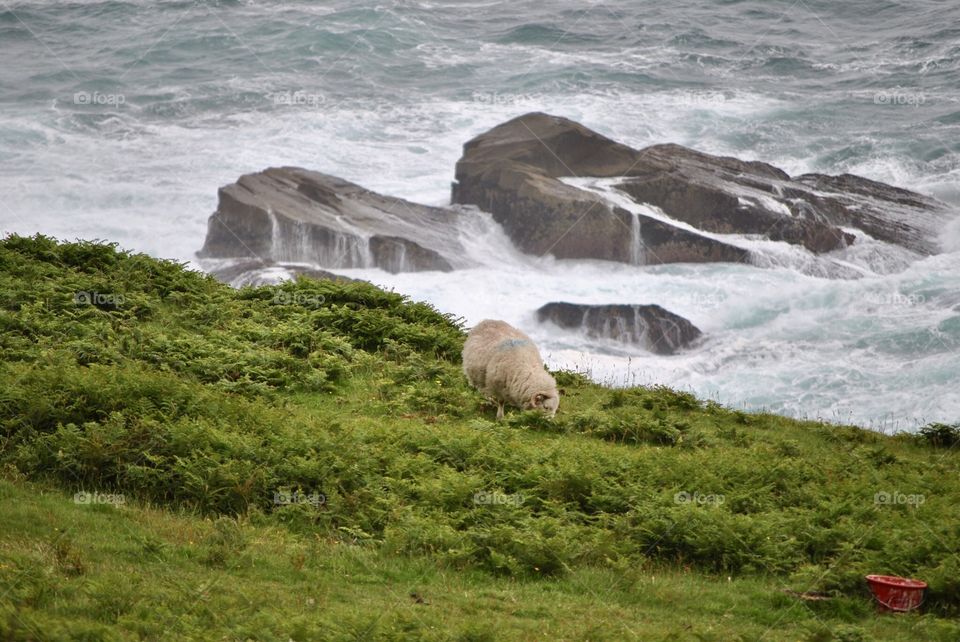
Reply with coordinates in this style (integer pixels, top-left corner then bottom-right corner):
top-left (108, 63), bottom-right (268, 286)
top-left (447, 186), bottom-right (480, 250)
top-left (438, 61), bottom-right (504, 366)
top-left (462, 319), bottom-right (559, 420)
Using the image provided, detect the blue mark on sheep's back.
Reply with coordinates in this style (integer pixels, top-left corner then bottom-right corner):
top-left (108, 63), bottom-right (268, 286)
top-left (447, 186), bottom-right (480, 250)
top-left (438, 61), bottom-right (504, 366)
top-left (496, 338), bottom-right (531, 351)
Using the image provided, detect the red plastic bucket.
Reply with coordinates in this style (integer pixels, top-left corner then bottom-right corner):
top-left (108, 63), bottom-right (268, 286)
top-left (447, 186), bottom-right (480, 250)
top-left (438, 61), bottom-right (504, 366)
top-left (865, 575), bottom-right (927, 612)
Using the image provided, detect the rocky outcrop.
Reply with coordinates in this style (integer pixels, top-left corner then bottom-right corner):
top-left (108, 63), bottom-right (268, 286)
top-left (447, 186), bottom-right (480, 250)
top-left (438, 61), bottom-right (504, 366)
top-left (451, 116), bottom-right (748, 263)
top-left (199, 168), bottom-right (466, 273)
top-left (612, 144), bottom-right (855, 254)
top-left (790, 172), bottom-right (946, 254)
top-left (202, 258), bottom-right (358, 288)
top-left (536, 302), bottom-right (702, 355)
top-left (452, 112), bottom-right (954, 265)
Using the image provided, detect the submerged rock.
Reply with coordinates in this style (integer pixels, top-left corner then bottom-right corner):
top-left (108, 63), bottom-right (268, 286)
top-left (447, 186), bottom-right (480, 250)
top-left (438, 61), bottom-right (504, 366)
top-left (202, 258), bottom-right (358, 288)
top-left (537, 301), bottom-right (702, 355)
top-left (199, 168), bottom-right (466, 274)
top-left (452, 112), bottom-right (954, 266)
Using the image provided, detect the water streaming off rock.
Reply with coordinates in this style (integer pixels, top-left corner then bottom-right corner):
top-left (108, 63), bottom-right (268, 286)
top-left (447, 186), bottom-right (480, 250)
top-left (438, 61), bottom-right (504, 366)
top-left (2, 0), bottom-right (958, 428)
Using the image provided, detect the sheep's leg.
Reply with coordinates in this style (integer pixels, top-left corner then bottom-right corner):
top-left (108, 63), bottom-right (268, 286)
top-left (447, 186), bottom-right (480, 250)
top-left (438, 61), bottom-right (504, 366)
top-left (496, 401), bottom-right (504, 421)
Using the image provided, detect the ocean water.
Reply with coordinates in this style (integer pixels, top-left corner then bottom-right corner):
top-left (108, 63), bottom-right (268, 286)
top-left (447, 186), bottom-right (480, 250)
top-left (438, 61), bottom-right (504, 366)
top-left (1, 0), bottom-right (958, 429)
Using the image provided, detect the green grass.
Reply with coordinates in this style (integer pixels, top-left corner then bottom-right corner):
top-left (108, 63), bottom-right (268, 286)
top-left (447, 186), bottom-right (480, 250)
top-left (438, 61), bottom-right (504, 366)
top-left (1, 235), bottom-right (959, 641)
top-left (3, 478), bottom-right (958, 642)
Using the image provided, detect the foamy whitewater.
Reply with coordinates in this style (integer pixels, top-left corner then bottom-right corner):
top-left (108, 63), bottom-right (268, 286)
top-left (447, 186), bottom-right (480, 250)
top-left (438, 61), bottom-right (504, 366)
top-left (1, 0), bottom-right (958, 429)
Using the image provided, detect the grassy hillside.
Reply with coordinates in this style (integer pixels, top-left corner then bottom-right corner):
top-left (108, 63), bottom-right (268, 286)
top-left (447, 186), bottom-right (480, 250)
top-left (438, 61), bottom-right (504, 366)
top-left (1, 235), bottom-right (958, 641)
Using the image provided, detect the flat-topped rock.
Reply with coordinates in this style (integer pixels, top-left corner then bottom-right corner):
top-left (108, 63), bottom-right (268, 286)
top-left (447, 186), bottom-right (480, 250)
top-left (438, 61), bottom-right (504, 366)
top-left (199, 168), bottom-right (466, 273)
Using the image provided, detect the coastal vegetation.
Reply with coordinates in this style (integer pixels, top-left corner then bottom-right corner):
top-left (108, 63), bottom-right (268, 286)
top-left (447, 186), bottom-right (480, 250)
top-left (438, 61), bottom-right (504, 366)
top-left (1, 235), bottom-right (958, 641)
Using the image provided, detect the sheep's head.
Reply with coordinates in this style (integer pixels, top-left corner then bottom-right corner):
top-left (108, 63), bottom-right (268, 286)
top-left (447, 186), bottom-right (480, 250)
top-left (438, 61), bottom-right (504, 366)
top-left (528, 392), bottom-right (559, 417)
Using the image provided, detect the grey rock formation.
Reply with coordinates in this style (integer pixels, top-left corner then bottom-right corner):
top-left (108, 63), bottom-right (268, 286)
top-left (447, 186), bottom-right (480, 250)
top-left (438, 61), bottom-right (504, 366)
top-left (199, 167), bottom-right (467, 274)
top-left (452, 112), bottom-right (953, 265)
top-left (536, 302), bottom-right (703, 355)
top-left (202, 258), bottom-right (358, 288)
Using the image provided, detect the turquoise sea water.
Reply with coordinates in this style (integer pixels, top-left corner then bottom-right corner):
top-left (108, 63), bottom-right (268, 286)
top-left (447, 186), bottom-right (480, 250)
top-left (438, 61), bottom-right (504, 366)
top-left (1, 0), bottom-right (958, 428)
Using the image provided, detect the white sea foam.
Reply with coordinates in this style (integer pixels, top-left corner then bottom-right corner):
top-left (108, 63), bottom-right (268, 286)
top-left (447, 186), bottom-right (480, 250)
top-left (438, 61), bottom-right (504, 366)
top-left (2, 0), bottom-right (959, 430)
top-left (5, 90), bottom-right (958, 429)
top-left (280, 204), bottom-right (960, 430)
